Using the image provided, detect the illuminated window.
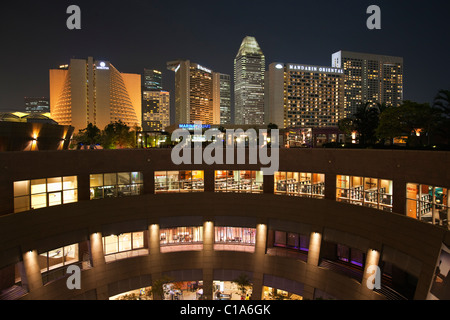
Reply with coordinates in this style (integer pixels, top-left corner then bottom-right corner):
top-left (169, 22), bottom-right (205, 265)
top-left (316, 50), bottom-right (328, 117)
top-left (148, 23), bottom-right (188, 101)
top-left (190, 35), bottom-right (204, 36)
top-left (214, 227), bottom-right (256, 245)
top-left (90, 172), bottom-right (143, 199)
top-left (102, 232), bottom-right (145, 255)
top-left (39, 244), bottom-right (79, 273)
top-left (160, 227), bottom-right (203, 245)
top-left (214, 170), bottom-right (263, 193)
top-left (406, 183), bottom-right (449, 228)
top-left (274, 172), bottom-right (324, 198)
top-left (154, 171), bottom-right (204, 193)
top-left (13, 176), bottom-right (78, 213)
top-left (336, 175), bottom-right (392, 212)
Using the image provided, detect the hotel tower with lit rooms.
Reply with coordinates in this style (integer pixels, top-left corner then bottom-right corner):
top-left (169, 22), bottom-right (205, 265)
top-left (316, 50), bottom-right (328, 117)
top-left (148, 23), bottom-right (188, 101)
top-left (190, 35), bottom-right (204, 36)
top-left (265, 63), bottom-right (345, 129)
top-left (331, 51), bottom-right (403, 117)
top-left (167, 60), bottom-right (221, 125)
top-left (49, 57), bottom-right (142, 133)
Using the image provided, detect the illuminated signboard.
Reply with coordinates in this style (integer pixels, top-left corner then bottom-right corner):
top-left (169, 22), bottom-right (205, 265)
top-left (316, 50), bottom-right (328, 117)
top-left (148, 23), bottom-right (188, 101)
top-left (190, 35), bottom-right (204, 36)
top-left (288, 64), bottom-right (343, 74)
top-left (196, 64), bottom-right (212, 74)
top-left (178, 123), bottom-right (211, 130)
top-left (97, 61), bottom-right (110, 70)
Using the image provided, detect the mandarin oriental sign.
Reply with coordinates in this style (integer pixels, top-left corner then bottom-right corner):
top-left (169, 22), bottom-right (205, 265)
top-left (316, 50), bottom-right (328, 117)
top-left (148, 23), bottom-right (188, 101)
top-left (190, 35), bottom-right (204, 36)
top-left (288, 64), bottom-right (343, 74)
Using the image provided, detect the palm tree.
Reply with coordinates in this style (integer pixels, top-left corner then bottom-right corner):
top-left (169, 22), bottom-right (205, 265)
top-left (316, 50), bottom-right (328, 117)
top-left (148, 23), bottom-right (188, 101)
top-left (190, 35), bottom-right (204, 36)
top-left (233, 273), bottom-right (252, 299)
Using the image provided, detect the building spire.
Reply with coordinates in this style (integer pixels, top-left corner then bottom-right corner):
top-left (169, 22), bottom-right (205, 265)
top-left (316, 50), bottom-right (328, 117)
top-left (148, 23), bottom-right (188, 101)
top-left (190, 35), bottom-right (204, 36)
top-left (236, 36), bottom-right (264, 57)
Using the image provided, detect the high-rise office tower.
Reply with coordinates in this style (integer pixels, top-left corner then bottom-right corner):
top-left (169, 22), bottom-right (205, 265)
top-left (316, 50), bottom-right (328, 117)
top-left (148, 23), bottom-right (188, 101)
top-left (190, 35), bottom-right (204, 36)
top-left (142, 91), bottom-right (170, 131)
top-left (234, 36), bottom-right (265, 125)
top-left (167, 60), bottom-right (220, 125)
top-left (331, 51), bottom-right (403, 117)
top-left (50, 57), bottom-right (141, 132)
top-left (143, 69), bottom-right (163, 91)
top-left (265, 62), bottom-right (345, 129)
top-left (213, 73), bottom-right (231, 125)
top-left (24, 97), bottom-right (50, 114)
top-left (141, 68), bottom-right (170, 131)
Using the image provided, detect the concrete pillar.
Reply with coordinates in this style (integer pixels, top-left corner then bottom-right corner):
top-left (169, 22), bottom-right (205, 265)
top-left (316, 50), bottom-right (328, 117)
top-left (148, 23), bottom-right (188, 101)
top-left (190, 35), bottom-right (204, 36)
top-left (77, 174), bottom-right (90, 202)
top-left (89, 232), bottom-right (105, 267)
top-left (204, 170), bottom-right (215, 193)
top-left (143, 168), bottom-right (154, 194)
top-left (149, 223), bottom-right (162, 279)
top-left (202, 220), bottom-right (214, 300)
top-left (89, 232), bottom-right (108, 300)
top-left (360, 249), bottom-right (381, 298)
top-left (22, 250), bottom-right (43, 292)
top-left (393, 179), bottom-right (406, 215)
top-left (263, 175), bottom-right (274, 194)
top-left (251, 223), bottom-right (267, 300)
top-left (325, 173), bottom-right (336, 201)
top-left (307, 232), bottom-right (322, 266)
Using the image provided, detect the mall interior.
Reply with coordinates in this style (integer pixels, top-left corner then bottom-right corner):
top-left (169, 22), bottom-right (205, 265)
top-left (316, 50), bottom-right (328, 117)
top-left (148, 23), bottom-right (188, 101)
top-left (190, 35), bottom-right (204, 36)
top-left (0, 148), bottom-right (449, 300)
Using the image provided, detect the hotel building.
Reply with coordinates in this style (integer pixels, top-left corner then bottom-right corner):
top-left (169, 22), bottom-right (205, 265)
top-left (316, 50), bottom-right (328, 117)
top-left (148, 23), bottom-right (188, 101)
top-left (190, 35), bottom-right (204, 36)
top-left (167, 60), bottom-right (220, 125)
top-left (234, 36), bottom-right (265, 125)
top-left (265, 62), bottom-right (345, 129)
top-left (331, 51), bottom-right (404, 117)
top-left (0, 148), bottom-right (449, 301)
top-left (49, 57), bottom-right (141, 132)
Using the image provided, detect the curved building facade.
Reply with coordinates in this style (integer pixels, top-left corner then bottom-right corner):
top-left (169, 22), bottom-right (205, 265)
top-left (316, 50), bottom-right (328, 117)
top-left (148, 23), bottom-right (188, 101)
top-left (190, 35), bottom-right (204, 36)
top-left (0, 149), bottom-right (449, 300)
top-left (50, 57), bottom-right (141, 133)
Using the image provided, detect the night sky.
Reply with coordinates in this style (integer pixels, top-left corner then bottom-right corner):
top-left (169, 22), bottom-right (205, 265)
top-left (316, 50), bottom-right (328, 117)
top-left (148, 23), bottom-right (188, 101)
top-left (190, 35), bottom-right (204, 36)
top-left (1, 0), bottom-right (449, 117)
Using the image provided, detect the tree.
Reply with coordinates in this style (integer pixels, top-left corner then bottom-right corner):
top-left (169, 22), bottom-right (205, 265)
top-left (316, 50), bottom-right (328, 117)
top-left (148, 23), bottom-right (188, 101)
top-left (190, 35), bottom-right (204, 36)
top-left (233, 273), bottom-right (252, 299)
top-left (338, 118), bottom-right (355, 144)
top-left (432, 89), bottom-right (450, 145)
top-left (72, 123), bottom-right (101, 148)
top-left (376, 100), bottom-right (434, 147)
top-left (101, 120), bottom-right (137, 149)
top-left (352, 102), bottom-right (383, 145)
top-left (151, 275), bottom-right (173, 300)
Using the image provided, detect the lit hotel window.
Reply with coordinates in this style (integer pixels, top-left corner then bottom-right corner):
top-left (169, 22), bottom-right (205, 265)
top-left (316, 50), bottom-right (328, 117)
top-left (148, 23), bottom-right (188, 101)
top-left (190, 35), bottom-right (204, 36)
top-left (90, 172), bottom-right (143, 199)
top-left (215, 227), bottom-right (256, 245)
top-left (214, 171), bottom-right (263, 193)
top-left (13, 176), bottom-right (78, 213)
top-left (40, 244), bottom-right (79, 273)
top-left (274, 172), bottom-right (324, 198)
top-left (406, 183), bottom-right (449, 228)
top-left (103, 232), bottom-right (145, 255)
top-left (336, 175), bottom-right (392, 212)
top-left (154, 171), bottom-right (204, 193)
top-left (160, 227), bottom-right (203, 245)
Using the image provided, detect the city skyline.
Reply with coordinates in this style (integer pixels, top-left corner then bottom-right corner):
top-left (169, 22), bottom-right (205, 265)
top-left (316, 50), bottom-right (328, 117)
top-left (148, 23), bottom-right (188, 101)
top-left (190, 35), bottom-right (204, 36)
top-left (0, 0), bottom-right (449, 118)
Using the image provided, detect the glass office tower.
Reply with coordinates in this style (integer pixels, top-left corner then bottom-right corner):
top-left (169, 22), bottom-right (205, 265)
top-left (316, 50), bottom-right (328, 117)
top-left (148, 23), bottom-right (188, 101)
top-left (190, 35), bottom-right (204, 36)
top-left (234, 36), bottom-right (265, 125)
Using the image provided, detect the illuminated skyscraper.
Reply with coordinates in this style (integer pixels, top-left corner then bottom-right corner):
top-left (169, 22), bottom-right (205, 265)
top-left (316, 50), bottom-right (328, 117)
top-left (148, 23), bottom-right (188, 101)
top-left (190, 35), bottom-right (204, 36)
top-left (24, 97), bottom-right (49, 114)
top-left (234, 36), bottom-right (265, 125)
top-left (142, 91), bottom-right (170, 131)
top-left (331, 51), bottom-right (403, 117)
top-left (143, 69), bottom-right (163, 91)
top-left (213, 73), bottom-right (231, 125)
top-left (265, 62), bottom-right (345, 129)
top-left (167, 60), bottom-right (220, 124)
top-left (49, 57), bottom-right (141, 132)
